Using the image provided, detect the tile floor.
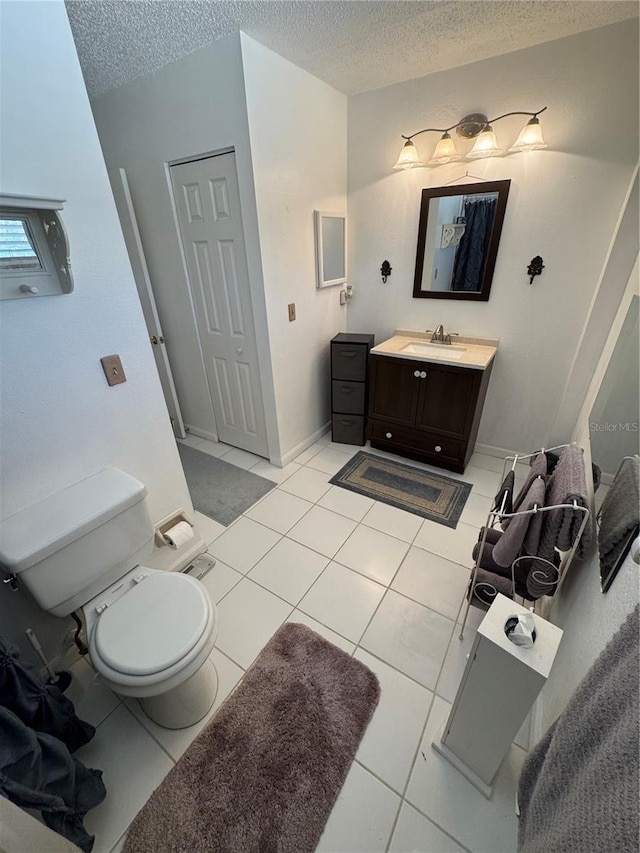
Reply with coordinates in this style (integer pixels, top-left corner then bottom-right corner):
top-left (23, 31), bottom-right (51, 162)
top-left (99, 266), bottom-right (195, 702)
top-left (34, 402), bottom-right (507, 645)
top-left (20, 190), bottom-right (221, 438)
top-left (71, 434), bottom-right (531, 853)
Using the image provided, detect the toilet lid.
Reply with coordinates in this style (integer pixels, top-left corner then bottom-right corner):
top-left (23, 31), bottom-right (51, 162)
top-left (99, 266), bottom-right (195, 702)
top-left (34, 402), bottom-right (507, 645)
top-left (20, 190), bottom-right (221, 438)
top-left (93, 572), bottom-right (210, 676)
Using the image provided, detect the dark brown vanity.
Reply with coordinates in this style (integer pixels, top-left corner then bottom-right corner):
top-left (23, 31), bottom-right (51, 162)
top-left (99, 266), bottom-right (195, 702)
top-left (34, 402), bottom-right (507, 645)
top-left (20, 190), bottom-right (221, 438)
top-left (366, 332), bottom-right (497, 473)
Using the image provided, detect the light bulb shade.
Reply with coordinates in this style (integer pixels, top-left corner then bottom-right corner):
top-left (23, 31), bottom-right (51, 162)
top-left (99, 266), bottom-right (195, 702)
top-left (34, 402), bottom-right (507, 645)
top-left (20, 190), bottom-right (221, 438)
top-left (508, 116), bottom-right (548, 152)
top-left (467, 125), bottom-right (503, 159)
top-left (427, 132), bottom-right (461, 166)
top-left (393, 139), bottom-right (424, 169)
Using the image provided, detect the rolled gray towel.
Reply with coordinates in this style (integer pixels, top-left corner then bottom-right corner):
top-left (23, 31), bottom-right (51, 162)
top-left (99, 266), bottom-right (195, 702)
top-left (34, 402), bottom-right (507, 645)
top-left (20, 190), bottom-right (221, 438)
top-left (468, 568), bottom-right (513, 609)
top-left (472, 540), bottom-right (512, 577)
top-left (524, 552), bottom-right (561, 599)
top-left (477, 526), bottom-right (503, 546)
top-left (493, 475), bottom-right (546, 568)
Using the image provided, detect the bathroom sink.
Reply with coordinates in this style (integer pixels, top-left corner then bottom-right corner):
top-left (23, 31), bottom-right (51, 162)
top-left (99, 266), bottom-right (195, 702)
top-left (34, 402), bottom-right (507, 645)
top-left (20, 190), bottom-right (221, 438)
top-left (401, 341), bottom-right (467, 359)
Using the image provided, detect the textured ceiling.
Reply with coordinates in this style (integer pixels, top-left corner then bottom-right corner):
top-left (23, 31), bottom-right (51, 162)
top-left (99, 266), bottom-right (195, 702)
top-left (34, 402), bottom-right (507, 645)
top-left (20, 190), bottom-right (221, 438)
top-left (66, 0), bottom-right (639, 100)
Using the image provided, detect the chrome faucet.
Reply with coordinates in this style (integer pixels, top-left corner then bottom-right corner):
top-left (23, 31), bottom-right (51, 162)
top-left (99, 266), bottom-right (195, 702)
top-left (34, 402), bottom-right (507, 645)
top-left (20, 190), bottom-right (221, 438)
top-left (426, 325), bottom-right (458, 345)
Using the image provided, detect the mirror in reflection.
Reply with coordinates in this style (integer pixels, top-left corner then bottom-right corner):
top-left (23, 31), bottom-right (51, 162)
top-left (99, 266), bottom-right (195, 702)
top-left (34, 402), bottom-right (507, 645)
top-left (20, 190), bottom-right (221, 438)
top-left (413, 180), bottom-right (510, 301)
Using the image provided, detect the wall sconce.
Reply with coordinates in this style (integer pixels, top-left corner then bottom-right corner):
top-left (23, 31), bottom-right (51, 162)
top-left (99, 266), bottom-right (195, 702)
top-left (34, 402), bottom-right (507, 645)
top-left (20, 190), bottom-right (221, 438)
top-left (393, 107), bottom-right (548, 169)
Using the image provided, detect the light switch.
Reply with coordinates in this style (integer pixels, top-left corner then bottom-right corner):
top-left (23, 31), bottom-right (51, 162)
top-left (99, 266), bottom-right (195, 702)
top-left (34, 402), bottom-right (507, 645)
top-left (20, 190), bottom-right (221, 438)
top-left (288, 303), bottom-right (296, 322)
top-left (101, 354), bottom-right (127, 386)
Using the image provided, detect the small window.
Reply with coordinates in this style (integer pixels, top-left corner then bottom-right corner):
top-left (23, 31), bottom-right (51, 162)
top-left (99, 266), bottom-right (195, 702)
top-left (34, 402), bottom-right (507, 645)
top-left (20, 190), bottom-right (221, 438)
top-left (0, 196), bottom-right (73, 300)
top-left (0, 218), bottom-right (43, 272)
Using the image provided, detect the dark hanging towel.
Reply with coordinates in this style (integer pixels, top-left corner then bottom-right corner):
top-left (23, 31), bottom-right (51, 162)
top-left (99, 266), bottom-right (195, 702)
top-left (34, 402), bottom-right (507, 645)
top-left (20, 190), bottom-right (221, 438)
top-left (517, 606), bottom-right (639, 853)
top-left (0, 638), bottom-right (95, 751)
top-left (0, 707), bottom-right (106, 852)
top-left (451, 197), bottom-right (497, 291)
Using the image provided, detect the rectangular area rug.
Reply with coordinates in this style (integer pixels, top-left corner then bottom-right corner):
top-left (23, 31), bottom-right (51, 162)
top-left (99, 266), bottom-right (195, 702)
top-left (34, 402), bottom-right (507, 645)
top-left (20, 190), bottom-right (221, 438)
top-left (123, 624), bottom-right (380, 853)
top-left (177, 443), bottom-right (275, 526)
top-left (331, 450), bottom-right (472, 528)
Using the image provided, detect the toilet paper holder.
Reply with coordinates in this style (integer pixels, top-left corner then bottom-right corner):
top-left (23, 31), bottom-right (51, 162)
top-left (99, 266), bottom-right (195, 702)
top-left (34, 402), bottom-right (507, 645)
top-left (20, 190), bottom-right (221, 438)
top-left (154, 510), bottom-right (194, 548)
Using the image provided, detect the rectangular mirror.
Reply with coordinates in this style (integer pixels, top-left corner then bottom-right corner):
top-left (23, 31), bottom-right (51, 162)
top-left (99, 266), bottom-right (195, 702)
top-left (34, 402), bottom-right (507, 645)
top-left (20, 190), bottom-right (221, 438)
top-left (315, 210), bottom-right (346, 288)
top-left (413, 180), bottom-right (510, 301)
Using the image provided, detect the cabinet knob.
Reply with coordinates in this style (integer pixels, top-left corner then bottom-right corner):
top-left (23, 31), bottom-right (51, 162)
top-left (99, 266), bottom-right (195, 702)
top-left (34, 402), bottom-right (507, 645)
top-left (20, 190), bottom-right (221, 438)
top-left (420, 371), bottom-right (427, 379)
top-left (413, 370), bottom-right (421, 378)
top-left (386, 432), bottom-right (393, 439)
top-left (435, 445), bottom-right (442, 453)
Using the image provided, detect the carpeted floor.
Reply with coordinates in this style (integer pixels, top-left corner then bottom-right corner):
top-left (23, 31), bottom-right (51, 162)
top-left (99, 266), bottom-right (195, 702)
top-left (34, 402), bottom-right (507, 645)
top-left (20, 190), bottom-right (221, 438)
top-left (330, 451), bottom-right (472, 528)
top-left (177, 443), bottom-right (275, 526)
top-left (123, 624), bottom-right (380, 853)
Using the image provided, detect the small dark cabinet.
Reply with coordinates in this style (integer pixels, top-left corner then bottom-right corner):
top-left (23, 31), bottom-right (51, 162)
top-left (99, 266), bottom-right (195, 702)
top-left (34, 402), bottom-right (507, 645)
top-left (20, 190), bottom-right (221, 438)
top-left (368, 354), bottom-right (493, 472)
top-left (331, 333), bottom-right (375, 445)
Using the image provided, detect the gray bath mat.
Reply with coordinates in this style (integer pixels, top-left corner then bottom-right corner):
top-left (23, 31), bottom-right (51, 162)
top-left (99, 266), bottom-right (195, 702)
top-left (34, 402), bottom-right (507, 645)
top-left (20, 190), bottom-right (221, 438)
top-left (123, 623), bottom-right (380, 853)
top-left (177, 443), bottom-right (275, 526)
top-left (331, 451), bottom-right (472, 528)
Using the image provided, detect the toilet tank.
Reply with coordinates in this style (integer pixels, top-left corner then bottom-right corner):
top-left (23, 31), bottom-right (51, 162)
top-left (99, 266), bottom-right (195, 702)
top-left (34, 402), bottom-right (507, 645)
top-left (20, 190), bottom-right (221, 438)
top-left (0, 469), bottom-right (152, 617)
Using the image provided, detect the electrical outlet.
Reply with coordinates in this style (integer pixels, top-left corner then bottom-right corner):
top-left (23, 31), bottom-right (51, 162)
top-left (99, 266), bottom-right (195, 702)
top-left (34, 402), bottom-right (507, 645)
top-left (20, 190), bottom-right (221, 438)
top-left (288, 303), bottom-right (296, 322)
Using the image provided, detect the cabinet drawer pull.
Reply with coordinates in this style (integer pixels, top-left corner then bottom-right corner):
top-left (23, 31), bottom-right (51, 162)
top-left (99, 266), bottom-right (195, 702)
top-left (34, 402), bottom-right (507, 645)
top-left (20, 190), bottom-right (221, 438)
top-left (341, 418), bottom-right (355, 426)
top-left (434, 445), bottom-right (442, 453)
top-left (420, 371), bottom-right (427, 379)
top-left (341, 385), bottom-right (354, 393)
top-left (413, 370), bottom-right (421, 378)
top-left (341, 351), bottom-right (356, 358)
top-left (386, 432), bottom-right (393, 439)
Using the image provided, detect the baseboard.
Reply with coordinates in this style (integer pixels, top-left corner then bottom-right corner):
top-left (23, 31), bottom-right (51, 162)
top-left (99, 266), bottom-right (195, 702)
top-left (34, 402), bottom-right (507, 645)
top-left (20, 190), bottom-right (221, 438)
top-left (475, 442), bottom-right (530, 460)
top-left (279, 422), bottom-right (331, 468)
top-left (184, 424), bottom-right (219, 443)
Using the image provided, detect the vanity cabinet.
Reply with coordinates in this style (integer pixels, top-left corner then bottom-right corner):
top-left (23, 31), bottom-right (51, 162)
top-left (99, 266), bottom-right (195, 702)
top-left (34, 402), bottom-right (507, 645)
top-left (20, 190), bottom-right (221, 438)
top-left (367, 354), bottom-right (493, 472)
top-left (331, 333), bottom-right (375, 445)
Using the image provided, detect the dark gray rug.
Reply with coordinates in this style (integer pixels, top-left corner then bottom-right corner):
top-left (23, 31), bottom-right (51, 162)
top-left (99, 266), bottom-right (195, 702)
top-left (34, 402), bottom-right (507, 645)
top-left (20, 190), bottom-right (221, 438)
top-left (177, 443), bottom-right (275, 526)
top-left (331, 451), bottom-right (472, 529)
top-left (123, 623), bottom-right (380, 853)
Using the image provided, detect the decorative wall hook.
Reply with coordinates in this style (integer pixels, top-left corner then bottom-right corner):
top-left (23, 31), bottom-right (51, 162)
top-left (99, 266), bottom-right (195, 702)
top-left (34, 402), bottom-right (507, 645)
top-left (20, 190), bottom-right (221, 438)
top-left (527, 255), bottom-right (545, 285)
top-left (380, 260), bottom-right (392, 283)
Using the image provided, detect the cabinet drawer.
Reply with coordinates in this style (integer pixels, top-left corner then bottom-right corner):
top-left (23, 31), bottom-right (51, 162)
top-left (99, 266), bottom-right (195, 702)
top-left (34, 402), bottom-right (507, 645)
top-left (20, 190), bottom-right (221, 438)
top-left (369, 421), bottom-right (465, 463)
top-left (332, 414), bottom-right (365, 446)
top-left (332, 379), bottom-right (365, 414)
top-left (332, 344), bottom-right (368, 381)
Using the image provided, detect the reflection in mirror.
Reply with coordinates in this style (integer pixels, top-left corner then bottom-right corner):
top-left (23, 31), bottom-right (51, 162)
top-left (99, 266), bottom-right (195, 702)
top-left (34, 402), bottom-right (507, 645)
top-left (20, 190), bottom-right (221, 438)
top-left (590, 294), bottom-right (640, 592)
top-left (413, 180), bottom-right (510, 302)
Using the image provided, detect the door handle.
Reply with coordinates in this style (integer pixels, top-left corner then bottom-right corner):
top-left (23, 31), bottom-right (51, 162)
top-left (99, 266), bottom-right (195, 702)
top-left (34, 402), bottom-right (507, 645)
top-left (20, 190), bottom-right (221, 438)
top-left (236, 347), bottom-right (243, 355)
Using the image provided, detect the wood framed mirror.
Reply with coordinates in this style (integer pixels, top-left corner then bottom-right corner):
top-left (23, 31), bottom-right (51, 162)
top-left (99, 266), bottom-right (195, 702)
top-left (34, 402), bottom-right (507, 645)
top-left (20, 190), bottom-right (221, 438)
top-left (413, 180), bottom-right (510, 302)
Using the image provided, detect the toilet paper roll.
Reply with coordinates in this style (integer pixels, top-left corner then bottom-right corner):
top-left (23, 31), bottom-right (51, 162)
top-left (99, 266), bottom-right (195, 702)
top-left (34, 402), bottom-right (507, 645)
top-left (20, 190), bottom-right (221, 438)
top-left (163, 520), bottom-right (194, 550)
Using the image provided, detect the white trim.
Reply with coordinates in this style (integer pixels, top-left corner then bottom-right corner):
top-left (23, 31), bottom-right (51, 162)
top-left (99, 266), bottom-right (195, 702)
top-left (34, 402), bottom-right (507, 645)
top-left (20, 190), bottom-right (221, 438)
top-left (278, 421), bottom-right (331, 467)
top-left (0, 193), bottom-right (66, 210)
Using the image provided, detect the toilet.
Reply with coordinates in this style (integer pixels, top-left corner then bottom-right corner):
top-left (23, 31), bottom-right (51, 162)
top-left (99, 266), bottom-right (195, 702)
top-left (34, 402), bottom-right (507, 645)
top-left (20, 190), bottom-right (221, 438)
top-left (0, 468), bottom-right (218, 729)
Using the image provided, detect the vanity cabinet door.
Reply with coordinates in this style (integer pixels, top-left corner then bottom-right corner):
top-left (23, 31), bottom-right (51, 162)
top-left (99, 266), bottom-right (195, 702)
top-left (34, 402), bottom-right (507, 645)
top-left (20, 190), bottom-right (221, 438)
top-left (415, 364), bottom-right (479, 438)
top-left (368, 356), bottom-right (420, 426)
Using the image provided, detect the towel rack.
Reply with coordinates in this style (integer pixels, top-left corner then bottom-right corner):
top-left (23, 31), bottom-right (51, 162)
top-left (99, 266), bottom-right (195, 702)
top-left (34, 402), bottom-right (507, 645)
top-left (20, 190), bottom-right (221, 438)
top-left (458, 445), bottom-right (591, 639)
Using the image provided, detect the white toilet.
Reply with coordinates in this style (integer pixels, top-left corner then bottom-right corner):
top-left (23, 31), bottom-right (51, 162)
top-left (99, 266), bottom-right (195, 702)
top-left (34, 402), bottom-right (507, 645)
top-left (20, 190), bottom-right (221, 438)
top-left (0, 468), bottom-right (218, 729)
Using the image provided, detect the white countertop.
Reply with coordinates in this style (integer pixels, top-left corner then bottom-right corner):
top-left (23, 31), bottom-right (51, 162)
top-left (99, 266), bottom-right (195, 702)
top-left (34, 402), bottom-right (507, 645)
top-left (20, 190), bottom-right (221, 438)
top-left (370, 330), bottom-right (499, 370)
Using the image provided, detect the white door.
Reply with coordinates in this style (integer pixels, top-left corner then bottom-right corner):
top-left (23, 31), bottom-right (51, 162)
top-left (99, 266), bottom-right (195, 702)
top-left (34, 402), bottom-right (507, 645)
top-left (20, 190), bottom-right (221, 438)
top-left (108, 168), bottom-right (186, 439)
top-left (170, 153), bottom-right (268, 457)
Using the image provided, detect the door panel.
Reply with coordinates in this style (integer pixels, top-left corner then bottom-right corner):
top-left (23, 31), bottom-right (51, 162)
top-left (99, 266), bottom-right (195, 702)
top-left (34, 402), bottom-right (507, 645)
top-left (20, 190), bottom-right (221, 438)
top-left (108, 168), bottom-right (186, 438)
top-left (416, 365), bottom-right (478, 438)
top-left (368, 356), bottom-right (420, 426)
top-left (170, 153), bottom-right (268, 456)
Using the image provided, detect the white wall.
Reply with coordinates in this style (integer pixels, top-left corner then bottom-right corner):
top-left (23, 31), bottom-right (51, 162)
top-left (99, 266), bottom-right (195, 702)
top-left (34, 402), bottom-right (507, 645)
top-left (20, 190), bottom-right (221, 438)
top-left (91, 34), bottom-right (281, 459)
top-left (0, 1), bottom-right (200, 664)
top-left (347, 21), bottom-right (639, 454)
top-left (240, 35), bottom-right (348, 463)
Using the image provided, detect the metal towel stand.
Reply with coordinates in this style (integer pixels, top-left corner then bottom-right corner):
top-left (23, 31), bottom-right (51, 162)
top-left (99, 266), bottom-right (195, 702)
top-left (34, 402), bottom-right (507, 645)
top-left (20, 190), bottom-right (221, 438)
top-left (458, 444), bottom-right (591, 639)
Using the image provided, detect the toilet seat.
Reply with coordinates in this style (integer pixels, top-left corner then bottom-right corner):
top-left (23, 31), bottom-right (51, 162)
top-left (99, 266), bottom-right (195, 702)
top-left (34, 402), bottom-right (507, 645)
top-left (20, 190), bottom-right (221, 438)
top-left (86, 568), bottom-right (217, 694)
top-left (93, 572), bottom-right (210, 676)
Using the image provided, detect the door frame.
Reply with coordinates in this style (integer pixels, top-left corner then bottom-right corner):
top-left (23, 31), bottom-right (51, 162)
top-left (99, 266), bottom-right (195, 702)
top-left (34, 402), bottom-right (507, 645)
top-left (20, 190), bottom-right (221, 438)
top-left (163, 147), bottom-right (279, 459)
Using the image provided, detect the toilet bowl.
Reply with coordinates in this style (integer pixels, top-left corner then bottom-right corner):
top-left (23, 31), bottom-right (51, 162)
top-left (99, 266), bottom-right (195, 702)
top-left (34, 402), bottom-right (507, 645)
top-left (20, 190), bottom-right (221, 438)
top-left (83, 566), bottom-right (218, 729)
top-left (0, 467), bottom-right (219, 731)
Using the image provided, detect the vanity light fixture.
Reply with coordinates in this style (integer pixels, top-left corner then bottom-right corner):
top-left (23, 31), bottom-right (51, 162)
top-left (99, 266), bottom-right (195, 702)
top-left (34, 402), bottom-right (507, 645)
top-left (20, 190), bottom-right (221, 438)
top-left (393, 107), bottom-right (548, 169)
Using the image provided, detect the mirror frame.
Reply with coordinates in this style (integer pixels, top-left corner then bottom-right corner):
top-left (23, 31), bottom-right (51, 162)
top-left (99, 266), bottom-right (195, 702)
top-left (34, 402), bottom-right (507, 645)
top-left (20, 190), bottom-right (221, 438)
top-left (314, 210), bottom-right (347, 289)
top-left (412, 179), bottom-right (511, 302)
